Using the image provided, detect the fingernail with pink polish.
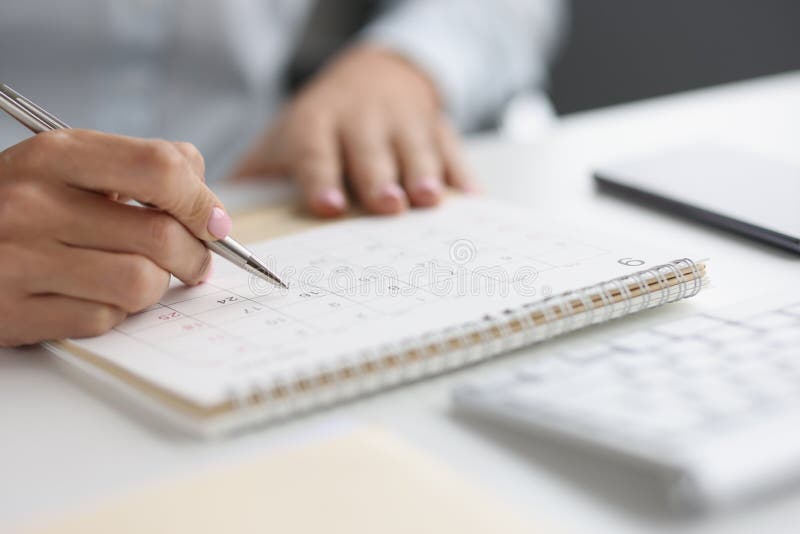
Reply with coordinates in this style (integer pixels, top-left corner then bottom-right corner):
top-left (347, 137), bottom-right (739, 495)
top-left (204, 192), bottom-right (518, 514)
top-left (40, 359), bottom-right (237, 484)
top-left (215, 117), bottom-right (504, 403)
top-left (374, 183), bottom-right (406, 208)
top-left (461, 182), bottom-right (483, 194)
top-left (207, 206), bottom-right (233, 239)
top-left (414, 177), bottom-right (442, 200)
top-left (315, 188), bottom-right (347, 212)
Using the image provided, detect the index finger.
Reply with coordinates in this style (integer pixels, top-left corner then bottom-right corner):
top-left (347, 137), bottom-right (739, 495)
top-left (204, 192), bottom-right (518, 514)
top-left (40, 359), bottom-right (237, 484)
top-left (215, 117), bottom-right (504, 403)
top-left (15, 129), bottom-right (230, 241)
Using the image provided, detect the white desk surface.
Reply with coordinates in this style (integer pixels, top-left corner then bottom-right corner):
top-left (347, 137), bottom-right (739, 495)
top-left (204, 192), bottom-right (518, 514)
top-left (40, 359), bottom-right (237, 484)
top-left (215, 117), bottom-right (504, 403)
top-left (2, 72), bottom-right (799, 533)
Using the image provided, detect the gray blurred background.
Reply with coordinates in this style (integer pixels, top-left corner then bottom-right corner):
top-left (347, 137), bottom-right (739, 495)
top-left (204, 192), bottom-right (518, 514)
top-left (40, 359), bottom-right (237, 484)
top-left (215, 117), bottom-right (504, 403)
top-left (549, 0), bottom-right (800, 114)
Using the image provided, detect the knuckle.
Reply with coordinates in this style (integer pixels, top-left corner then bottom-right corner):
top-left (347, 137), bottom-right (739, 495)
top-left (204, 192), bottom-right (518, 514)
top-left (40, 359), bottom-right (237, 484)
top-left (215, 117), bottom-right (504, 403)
top-left (175, 142), bottom-right (205, 174)
top-left (295, 110), bottom-right (329, 132)
top-left (174, 141), bottom-right (200, 159)
top-left (119, 256), bottom-right (161, 312)
top-left (84, 305), bottom-right (124, 337)
top-left (28, 130), bottom-right (71, 154)
top-left (341, 111), bottom-right (378, 138)
top-left (0, 181), bottom-right (46, 230)
top-left (139, 141), bottom-right (186, 207)
top-left (5, 180), bottom-right (45, 205)
top-left (142, 140), bottom-right (186, 177)
top-left (148, 214), bottom-right (180, 252)
top-left (296, 140), bottom-right (331, 164)
top-left (14, 131), bottom-right (70, 170)
top-left (1, 132), bottom-right (69, 176)
top-left (186, 191), bottom-right (213, 226)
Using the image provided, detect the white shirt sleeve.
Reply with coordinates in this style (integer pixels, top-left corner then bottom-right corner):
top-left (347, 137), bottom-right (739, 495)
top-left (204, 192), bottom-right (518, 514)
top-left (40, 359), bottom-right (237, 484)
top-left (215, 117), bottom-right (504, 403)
top-left (361, 0), bottom-right (566, 131)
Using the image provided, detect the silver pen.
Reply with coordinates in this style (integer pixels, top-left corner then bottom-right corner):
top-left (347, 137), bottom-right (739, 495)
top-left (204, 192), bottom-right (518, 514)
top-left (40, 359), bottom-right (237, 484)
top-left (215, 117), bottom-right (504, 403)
top-left (0, 83), bottom-right (288, 289)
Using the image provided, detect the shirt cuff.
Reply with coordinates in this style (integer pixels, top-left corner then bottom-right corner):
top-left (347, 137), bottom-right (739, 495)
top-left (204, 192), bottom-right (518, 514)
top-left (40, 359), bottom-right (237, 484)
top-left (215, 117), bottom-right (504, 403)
top-left (360, 1), bottom-right (563, 131)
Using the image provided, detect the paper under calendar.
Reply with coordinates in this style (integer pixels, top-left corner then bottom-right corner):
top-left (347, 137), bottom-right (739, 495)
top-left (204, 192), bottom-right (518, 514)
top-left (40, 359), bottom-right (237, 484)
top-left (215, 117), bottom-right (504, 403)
top-left (46, 198), bottom-right (707, 436)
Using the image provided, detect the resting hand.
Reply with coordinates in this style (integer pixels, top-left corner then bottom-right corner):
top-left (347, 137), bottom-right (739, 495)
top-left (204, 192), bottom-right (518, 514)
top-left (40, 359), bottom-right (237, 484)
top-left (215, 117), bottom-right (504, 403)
top-left (231, 45), bottom-right (477, 217)
top-left (0, 130), bottom-right (228, 346)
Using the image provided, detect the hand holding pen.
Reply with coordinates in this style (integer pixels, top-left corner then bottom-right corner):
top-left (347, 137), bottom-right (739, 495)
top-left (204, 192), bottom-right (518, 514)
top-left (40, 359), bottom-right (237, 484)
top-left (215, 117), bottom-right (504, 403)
top-left (0, 84), bottom-right (286, 347)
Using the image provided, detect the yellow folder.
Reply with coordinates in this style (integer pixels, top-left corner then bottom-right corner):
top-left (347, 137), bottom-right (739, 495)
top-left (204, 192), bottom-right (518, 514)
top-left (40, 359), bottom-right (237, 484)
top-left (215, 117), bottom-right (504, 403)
top-left (22, 427), bottom-right (552, 534)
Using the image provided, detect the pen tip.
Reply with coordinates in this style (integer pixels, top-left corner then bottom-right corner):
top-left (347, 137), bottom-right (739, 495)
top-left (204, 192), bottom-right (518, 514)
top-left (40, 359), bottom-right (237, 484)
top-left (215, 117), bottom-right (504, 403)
top-left (246, 256), bottom-right (288, 290)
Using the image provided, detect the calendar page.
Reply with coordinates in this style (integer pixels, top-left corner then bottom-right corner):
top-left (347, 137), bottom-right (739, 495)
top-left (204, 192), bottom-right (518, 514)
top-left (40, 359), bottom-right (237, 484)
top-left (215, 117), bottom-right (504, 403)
top-left (64, 198), bottom-right (695, 407)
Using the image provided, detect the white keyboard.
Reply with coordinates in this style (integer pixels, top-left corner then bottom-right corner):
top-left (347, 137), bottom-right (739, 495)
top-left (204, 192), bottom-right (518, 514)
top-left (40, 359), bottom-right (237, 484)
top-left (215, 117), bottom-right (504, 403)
top-left (453, 293), bottom-right (800, 512)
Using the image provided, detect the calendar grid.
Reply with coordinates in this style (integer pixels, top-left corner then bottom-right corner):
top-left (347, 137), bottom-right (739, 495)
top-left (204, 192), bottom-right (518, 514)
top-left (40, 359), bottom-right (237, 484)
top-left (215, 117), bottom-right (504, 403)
top-left (117, 202), bottom-right (620, 369)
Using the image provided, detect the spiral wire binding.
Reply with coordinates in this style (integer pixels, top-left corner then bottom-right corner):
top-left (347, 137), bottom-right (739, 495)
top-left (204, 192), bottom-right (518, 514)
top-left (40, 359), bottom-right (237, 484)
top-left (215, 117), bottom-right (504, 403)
top-left (223, 258), bottom-right (705, 429)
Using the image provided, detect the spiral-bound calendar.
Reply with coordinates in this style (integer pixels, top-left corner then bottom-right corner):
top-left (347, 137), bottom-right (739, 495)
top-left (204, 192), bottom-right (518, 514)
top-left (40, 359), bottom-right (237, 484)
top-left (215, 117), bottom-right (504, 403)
top-left (46, 198), bottom-right (708, 436)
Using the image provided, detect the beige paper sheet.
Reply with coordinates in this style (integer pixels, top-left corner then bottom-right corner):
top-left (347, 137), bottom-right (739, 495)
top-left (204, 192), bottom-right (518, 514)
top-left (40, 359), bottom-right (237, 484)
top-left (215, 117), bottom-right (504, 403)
top-left (231, 201), bottom-right (325, 243)
top-left (23, 428), bottom-right (550, 534)
top-left (228, 190), bottom-right (462, 244)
